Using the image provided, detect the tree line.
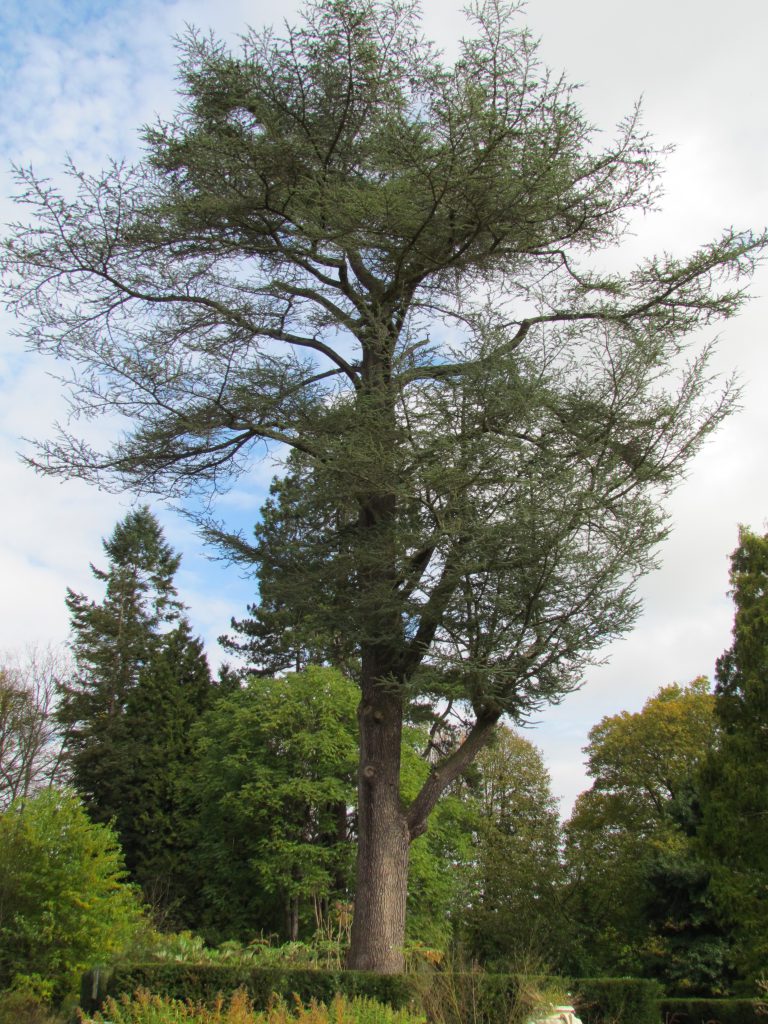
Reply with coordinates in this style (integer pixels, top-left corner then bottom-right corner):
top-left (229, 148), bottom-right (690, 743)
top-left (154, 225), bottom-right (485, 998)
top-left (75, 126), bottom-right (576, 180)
top-left (2, 508), bottom-right (767, 997)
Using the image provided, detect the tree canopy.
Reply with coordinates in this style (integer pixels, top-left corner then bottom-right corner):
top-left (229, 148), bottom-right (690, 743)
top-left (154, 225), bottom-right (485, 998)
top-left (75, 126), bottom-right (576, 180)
top-left (564, 679), bottom-right (723, 990)
top-left (0, 788), bottom-right (143, 1000)
top-left (182, 667), bottom-right (358, 944)
top-left (698, 527), bottom-right (768, 982)
top-left (3, 0), bottom-right (766, 971)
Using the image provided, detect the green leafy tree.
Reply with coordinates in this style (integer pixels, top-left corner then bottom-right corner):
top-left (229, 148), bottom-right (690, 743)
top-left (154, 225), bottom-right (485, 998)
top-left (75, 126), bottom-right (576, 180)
top-left (0, 788), bottom-right (143, 1001)
top-left (698, 528), bottom-right (768, 983)
top-left (399, 726), bottom-right (477, 954)
top-left (183, 667), bottom-right (358, 943)
top-left (564, 680), bottom-right (725, 991)
top-left (4, 0), bottom-right (766, 970)
top-left (456, 726), bottom-right (564, 968)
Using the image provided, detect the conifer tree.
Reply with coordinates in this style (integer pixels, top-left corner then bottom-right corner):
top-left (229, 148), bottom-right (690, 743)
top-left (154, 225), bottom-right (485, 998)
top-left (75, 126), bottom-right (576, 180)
top-left (58, 508), bottom-right (215, 914)
top-left (121, 621), bottom-right (214, 915)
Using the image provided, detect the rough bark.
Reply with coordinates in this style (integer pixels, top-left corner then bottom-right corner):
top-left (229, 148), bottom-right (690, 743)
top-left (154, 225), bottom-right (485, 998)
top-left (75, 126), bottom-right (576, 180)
top-left (347, 653), bottom-right (410, 973)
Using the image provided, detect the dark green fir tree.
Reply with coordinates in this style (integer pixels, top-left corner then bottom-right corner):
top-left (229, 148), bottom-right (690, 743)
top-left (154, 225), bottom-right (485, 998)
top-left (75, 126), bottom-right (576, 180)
top-left (57, 507), bottom-right (216, 918)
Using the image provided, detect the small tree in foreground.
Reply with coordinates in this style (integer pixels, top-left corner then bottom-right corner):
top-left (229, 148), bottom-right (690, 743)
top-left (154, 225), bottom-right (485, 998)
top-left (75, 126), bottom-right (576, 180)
top-left (0, 788), bottom-right (143, 1001)
top-left (3, 0), bottom-right (766, 971)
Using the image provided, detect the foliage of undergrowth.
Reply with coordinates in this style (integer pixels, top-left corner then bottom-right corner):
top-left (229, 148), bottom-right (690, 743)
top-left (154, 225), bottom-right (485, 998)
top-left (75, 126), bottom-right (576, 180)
top-left (83, 988), bottom-right (425, 1024)
top-left (0, 977), bottom-right (58, 1024)
top-left (407, 963), bottom-right (569, 1024)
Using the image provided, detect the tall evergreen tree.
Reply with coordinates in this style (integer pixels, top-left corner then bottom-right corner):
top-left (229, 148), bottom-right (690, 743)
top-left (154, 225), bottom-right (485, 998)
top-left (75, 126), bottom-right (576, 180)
top-left (58, 508), bottom-right (215, 915)
top-left (59, 507), bottom-right (183, 817)
top-left (121, 621), bottom-right (215, 916)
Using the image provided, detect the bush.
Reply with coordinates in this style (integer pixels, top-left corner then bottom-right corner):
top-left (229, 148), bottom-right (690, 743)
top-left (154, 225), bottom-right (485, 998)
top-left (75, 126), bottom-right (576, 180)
top-left (571, 978), bottom-right (663, 1024)
top-left (658, 998), bottom-right (762, 1024)
top-left (0, 789), bottom-right (144, 1002)
top-left (0, 977), bottom-right (56, 1024)
top-left (82, 966), bottom-right (415, 1016)
top-left (82, 989), bottom-right (425, 1024)
top-left (409, 969), bottom-right (569, 1024)
top-left (81, 964), bottom-right (663, 1024)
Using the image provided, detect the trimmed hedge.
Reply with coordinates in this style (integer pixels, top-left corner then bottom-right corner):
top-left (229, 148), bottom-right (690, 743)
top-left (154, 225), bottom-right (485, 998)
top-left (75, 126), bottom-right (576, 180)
top-left (659, 999), bottom-right (763, 1024)
top-left (573, 978), bottom-right (664, 1024)
top-left (81, 964), bottom-right (665, 1024)
top-left (81, 965), bottom-right (414, 1016)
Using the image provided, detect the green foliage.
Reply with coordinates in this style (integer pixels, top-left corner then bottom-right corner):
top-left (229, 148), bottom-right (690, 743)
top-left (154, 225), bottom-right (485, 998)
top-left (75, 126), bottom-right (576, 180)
top-left (0, 788), bottom-right (144, 1001)
top-left (86, 965), bottom-right (416, 1015)
top-left (454, 727), bottom-right (564, 966)
top-left (658, 999), bottom-right (763, 1024)
top-left (182, 668), bottom-right (358, 943)
top-left (0, 987), bottom-right (55, 1024)
top-left (572, 978), bottom-right (663, 1024)
top-left (698, 527), bottom-right (768, 983)
top-left (57, 508), bottom-right (217, 919)
top-left (84, 989), bottom-right (424, 1024)
top-left (120, 622), bottom-right (216, 919)
top-left (83, 965), bottom-right (657, 1024)
top-left (564, 680), bottom-right (723, 987)
top-left (407, 967), bottom-right (567, 1024)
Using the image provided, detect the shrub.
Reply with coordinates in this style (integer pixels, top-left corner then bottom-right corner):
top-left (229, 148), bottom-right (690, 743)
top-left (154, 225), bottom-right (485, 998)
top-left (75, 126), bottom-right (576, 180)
top-left (82, 988), bottom-right (425, 1024)
top-left (81, 963), bottom-right (663, 1024)
top-left (0, 976), bottom-right (56, 1024)
top-left (572, 978), bottom-right (663, 1024)
top-left (659, 998), bottom-right (762, 1024)
top-left (81, 966), bottom-right (415, 1016)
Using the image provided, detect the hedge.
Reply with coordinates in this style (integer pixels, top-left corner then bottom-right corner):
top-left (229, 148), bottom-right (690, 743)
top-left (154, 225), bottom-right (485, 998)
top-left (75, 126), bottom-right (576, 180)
top-left (80, 965), bottom-right (414, 1016)
top-left (572, 978), bottom-right (664, 1024)
top-left (80, 964), bottom-right (664, 1024)
top-left (659, 998), bottom-right (763, 1024)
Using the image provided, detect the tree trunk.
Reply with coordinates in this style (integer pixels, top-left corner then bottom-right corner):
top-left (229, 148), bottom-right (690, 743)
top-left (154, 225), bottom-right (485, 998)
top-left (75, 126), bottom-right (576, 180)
top-left (347, 655), bottom-right (410, 973)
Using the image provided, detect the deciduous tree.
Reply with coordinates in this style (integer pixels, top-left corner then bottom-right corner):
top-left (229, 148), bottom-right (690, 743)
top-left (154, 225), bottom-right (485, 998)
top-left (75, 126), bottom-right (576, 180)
top-left (4, 0), bottom-right (766, 971)
top-left (0, 647), bottom-right (69, 807)
top-left (698, 528), bottom-right (768, 983)
top-left (564, 680), bottom-right (725, 991)
top-left (457, 727), bottom-right (564, 967)
top-left (183, 667), bottom-right (358, 943)
top-left (0, 788), bottom-right (143, 1001)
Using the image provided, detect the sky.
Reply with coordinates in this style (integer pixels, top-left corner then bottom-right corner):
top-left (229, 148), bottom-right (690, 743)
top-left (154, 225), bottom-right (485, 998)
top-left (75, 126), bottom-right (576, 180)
top-left (1, 0), bottom-right (766, 815)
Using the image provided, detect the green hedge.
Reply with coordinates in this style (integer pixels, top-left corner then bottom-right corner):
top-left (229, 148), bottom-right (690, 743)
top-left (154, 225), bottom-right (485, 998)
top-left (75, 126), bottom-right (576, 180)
top-left (572, 978), bottom-right (664, 1024)
top-left (81, 965), bottom-right (414, 1016)
top-left (659, 998), bottom-right (763, 1024)
top-left (81, 964), bottom-right (664, 1024)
